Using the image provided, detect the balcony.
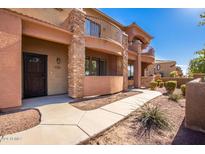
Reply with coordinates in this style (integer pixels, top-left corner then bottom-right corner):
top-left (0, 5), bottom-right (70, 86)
top-left (128, 43), bottom-right (140, 52)
top-left (141, 46), bottom-right (155, 64)
top-left (85, 15), bottom-right (123, 44)
top-left (142, 46), bottom-right (155, 57)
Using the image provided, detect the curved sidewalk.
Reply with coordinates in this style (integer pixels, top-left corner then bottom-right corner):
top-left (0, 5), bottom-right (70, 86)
top-left (0, 89), bottom-right (161, 145)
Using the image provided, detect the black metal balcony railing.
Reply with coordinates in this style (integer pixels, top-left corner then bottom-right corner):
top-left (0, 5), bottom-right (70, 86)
top-left (85, 15), bottom-right (123, 44)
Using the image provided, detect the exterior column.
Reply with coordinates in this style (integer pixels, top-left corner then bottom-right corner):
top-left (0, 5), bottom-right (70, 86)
top-left (134, 40), bottom-right (142, 88)
top-left (116, 56), bottom-right (123, 76)
top-left (66, 9), bottom-right (86, 98)
top-left (122, 33), bottom-right (128, 91)
top-left (0, 10), bottom-right (22, 109)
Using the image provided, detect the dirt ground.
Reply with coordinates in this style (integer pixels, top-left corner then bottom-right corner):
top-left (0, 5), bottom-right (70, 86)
top-left (0, 109), bottom-right (41, 136)
top-left (71, 91), bottom-right (140, 110)
top-left (84, 88), bottom-right (205, 145)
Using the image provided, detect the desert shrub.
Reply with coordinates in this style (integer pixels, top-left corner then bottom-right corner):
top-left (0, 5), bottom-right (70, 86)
top-left (168, 94), bottom-right (181, 102)
top-left (150, 81), bottom-right (158, 90)
top-left (169, 71), bottom-right (178, 77)
top-left (137, 104), bottom-right (170, 136)
top-left (165, 81), bottom-right (177, 94)
top-left (159, 82), bottom-right (164, 88)
top-left (156, 79), bottom-right (163, 86)
top-left (180, 84), bottom-right (186, 96)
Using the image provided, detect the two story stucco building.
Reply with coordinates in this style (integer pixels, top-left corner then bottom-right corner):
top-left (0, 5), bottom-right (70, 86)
top-left (146, 60), bottom-right (176, 77)
top-left (0, 8), bottom-right (155, 109)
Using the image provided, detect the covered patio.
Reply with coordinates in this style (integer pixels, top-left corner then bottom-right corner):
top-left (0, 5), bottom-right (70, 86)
top-left (84, 48), bottom-right (124, 96)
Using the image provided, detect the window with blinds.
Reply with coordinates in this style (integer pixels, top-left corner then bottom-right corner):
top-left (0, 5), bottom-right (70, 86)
top-left (85, 19), bottom-right (101, 37)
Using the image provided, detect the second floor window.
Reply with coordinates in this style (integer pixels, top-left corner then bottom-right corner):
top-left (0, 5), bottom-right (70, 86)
top-left (85, 19), bottom-right (101, 37)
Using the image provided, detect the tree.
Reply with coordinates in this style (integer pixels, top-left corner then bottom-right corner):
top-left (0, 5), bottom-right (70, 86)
top-left (188, 49), bottom-right (205, 75)
top-left (188, 12), bottom-right (205, 76)
top-left (199, 12), bottom-right (205, 26)
top-left (169, 71), bottom-right (178, 77)
top-left (176, 66), bottom-right (183, 77)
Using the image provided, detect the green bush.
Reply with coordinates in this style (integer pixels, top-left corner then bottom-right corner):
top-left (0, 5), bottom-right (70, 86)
top-left (168, 94), bottom-right (181, 102)
top-left (159, 82), bottom-right (164, 88)
top-left (165, 81), bottom-right (177, 94)
top-left (169, 71), bottom-right (178, 77)
top-left (180, 84), bottom-right (186, 96)
top-left (137, 104), bottom-right (170, 134)
top-left (150, 81), bottom-right (158, 90)
top-left (156, 79), bottom-right (163, 86)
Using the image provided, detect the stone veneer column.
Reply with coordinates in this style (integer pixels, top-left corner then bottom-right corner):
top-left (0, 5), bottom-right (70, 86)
top-left (66, 9), bottom-right (86, 98)
top-left (122, 33), bottom-right (128, 91)
top-left (134, 40), bottom-right (142, 88)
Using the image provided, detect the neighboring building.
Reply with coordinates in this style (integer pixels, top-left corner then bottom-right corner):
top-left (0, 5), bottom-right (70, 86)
top-left (0, 8), bottom-right (155, 109)
top-left (146, 60), bottom-right (176, 77)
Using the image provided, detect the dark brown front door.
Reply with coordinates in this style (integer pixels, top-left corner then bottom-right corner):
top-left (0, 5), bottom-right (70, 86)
top-left (23, 53), bottom-right (47, 98)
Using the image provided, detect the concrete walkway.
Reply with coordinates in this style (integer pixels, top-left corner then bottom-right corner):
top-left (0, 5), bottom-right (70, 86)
top-left (0, 89), bottom-right (161, 145)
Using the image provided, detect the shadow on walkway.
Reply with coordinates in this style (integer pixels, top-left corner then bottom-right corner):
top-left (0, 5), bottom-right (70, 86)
top-left (172, 119), bottom-right (205, 145)
top-left (22, 94), bottom-right (74, 109)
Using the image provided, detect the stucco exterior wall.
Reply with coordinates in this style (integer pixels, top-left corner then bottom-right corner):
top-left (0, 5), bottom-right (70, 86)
top-left (84, 76), bottom-right (123, 96)
top-left (22, 36), bottom-right (68, 96)
top-left (85, 36), bottom-right (123, 56)
top-left (0, 10), bottom-right (22, 109)
top-left (128, 51), bottom-right (137, 61)
top-left (185, 78), bottom-right (205, 133)
top-left (22, 20), bottom-right (72, 45)
top-left (10, 8), bottom-right (73, 26)
top-left (147, 61), bottom-right (176, 77)
top-left (0, 8), bottom-right (154, 109)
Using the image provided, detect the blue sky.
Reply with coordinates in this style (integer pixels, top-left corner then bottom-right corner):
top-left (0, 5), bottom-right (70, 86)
top-left (99, 8), bottom-right (205, 74)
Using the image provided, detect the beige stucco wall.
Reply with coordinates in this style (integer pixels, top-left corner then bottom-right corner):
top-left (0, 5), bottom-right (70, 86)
top-left (10, 8), bottom-right (124, 44)
top-left (84, 76), bottom-right (123, 96)
top-left (22, 36), bottom-right (68, 96)
top-left (10, 8), bottom-right (73, 26)
top-left (0, 10), bottom-right (22, 109)
top-left (185, 78), bottom-right (205, 133)
top-left (147, 61), bottom-right (176, 77)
